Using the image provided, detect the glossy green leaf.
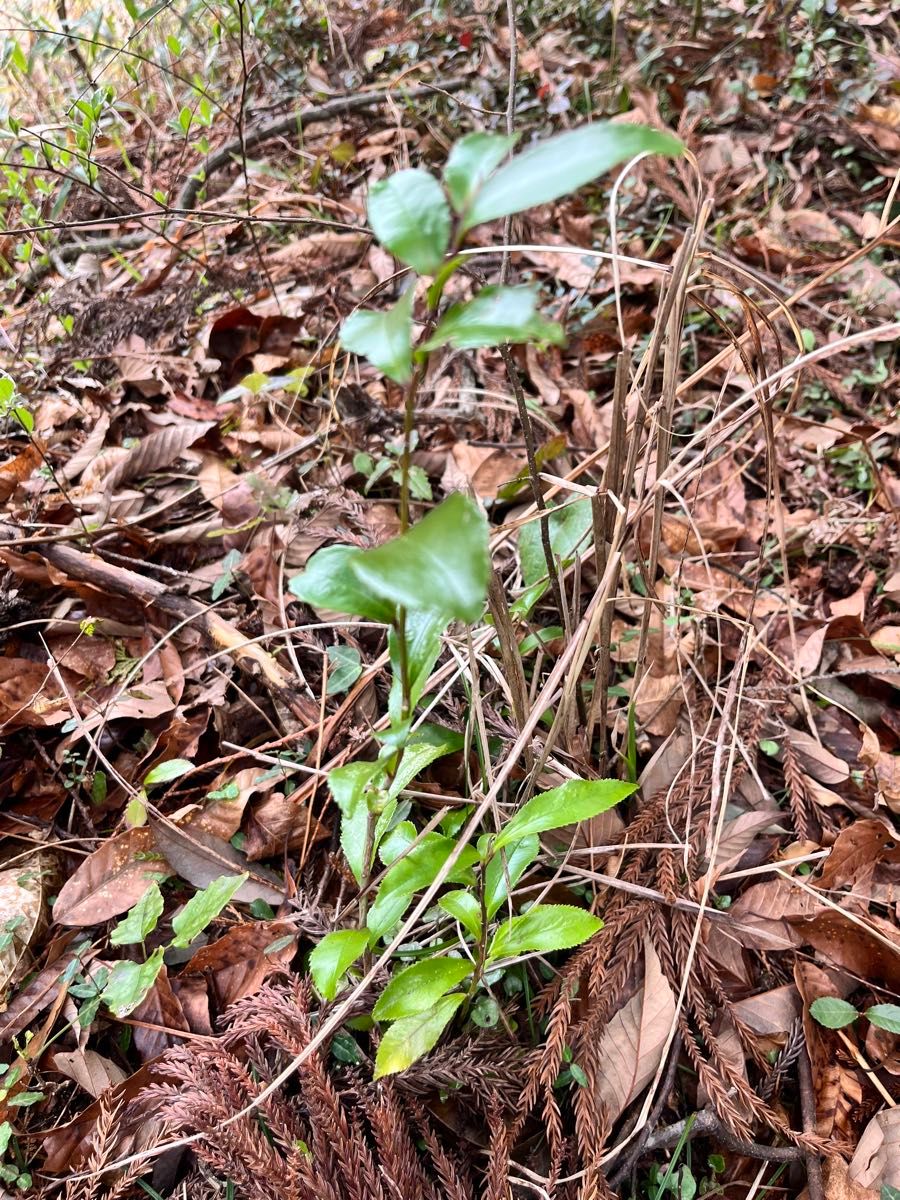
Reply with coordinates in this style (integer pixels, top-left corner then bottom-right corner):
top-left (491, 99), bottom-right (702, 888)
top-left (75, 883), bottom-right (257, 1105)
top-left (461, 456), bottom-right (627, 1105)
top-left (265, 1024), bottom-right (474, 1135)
top-left (288, 545), bottom-right (396, 623)
top-left (519, 498), bottom-right (594, 587)
top-left (368, 168), bottom-right (450, 275)
top-left (101, 946), bottom-right (165, 1017)
top-left (493, 779), bottom-right (636, 851)
top-left (328, 759), bottom-right (386, 884)
top-left (484, 835), bottom-right (540, 918)
top-left (443, 132), bottom-right (517, 215)
top-left (309, 929), bottom-right (370, 1000)
top-left (109, 882), bottom-right (164, 945)
top-left (487, 904), bottom-right (602, 961)
top-left (439, 889), bottom-right (482, 941)
top-left (351, 493), bottom-right (489, 624)
top-left (341, 289), bottom-right (414, 384)
top-left (809, 997), bottom-right (858, 1029)
top-left (373, 957), bottom-right (472, 1021)
top-left (867, 1004), bottom-right (900, 1034)
top-left (464, 123), bottom-right (683, 231)
top-left (387, 724), bottom-right (464, 803)
top-left (373, 993), bottom-right (464, 1078)
top-left (367, 833), bottom-right (479, 941)
top-left (144, 758), bottom-right (193, 786)
top-left (170, 873), bottom-right (247, 949)
top-left (422, 286), bottom-right (564, 352)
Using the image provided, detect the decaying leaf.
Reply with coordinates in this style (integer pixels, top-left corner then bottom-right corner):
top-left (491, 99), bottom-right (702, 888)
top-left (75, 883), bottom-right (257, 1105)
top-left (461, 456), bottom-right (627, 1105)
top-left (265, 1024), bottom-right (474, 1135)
top-left (53, 829), bottom-right (172, 927)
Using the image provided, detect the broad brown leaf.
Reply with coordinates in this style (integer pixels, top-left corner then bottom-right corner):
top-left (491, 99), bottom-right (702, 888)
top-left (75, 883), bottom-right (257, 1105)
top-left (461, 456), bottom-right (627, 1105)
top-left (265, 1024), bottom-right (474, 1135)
top-left (150, 816), bottom-right (284, 904)
top-left (596, 939), bottom-right (676, 1122)
top-left (54, 829), bottom-right (172, 926)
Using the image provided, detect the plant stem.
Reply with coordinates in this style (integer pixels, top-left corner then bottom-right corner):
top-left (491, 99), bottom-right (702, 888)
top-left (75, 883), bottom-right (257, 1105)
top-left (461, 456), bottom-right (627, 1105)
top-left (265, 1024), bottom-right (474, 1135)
top-left (498, 343), bottom-right (567, 625)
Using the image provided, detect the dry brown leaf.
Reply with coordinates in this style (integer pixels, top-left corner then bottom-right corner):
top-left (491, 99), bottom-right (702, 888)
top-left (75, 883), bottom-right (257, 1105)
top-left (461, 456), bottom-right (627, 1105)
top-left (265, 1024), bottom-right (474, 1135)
top-left (596, 939), bottom-right (676, 1122)
top-left (441, 443), bottom-right (526, 500)
top-left (713, 809), bottom-right (784, 877)
top-left (859, 724), bottom-right (900, 809)
top-left (102, 421), bottom-right (214, 494)
top-left (785, 728), bottom-right (850, 786)
top-left (243, 790), bottom-right (329, 861)
top-left (196, 454), bottom-right (261, 527)
top-left (0, 442), bottom-right (43, 502)
top-left (52, 1049), bottom-right (127, 1098)
top-left (179, 920), bottom-right (297, 1009)
top-left (150, 817), bottom-right (284, 904)
top-left (823, 1154), bottom-right (879, 1199)
top-left (0, 855), bottom-right (45, 996)
top-left (54, 829), bottom-right (172, 926)
top-left (0, 658), bottom-right (67, 729)
top-left (732, 985), bottom-right (800, 1037)
top-left (849, 1108), bottom-right (900, 1192)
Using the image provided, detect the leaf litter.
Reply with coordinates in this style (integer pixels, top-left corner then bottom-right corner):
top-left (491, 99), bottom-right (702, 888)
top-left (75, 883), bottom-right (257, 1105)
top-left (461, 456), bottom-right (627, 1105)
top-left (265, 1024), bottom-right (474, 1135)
top-left (0, 1), bottom-right (898, 1197)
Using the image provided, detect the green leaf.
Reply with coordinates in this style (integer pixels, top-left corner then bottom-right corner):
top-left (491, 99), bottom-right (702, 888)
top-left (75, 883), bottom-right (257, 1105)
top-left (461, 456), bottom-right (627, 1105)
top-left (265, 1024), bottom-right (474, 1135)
top-left (373, 994), bottom-right (464, 1078)
top-left (0, 1122), bottom-right (11, 1155)
top-left (288, 545), bottom-right (396, 623)
top-left (326, 644), bottom-right (363, 695)
top-left (484, 835), bottom-right (540, 918)
top-left (493, 779), bottom-right (636, 851)
top-left (487, 904), bottom-right (603, 961)
top-left (443, 132), bottom-right (518, 215)
top-left (170, 873), bottom-right (247, 949)
top-left (439, 889), bottom-right (482, 941)
top-left (0, 376), bottom-right (15, 407)
top-left (144, 758), bottom-right (193, 786)
top-left (309, 929), bottom-right (370, 1000)
top-left (386, 724), bottom-right (464, 803)
top-left (867, 1004), bottom-right (900, 1034)
top-left (341, 289), bottom-right (415, 384)
top-left (367, 833), bottom-right (479, 941)
top-left (882, 1185), bottom-right (900, 1200)
top-left (109, 882), bottom-right (164, 945)
top-left (373, 957), bottom-right (472, 1020)
top-left (463, 122), bottom-right (683, 231)
top-left (809, 997), bottom-right (858, 1029)
top-left (519, 498), bottom-right (594, 586)
top-left (351, 493), bottom-right (489, 624)
top-left (101, 946), bottom-right (165, 1017)
top-left (328, 759), bottom-right (386, 884)
top-left (368, 168), bottom-right (450, 275)
top-left (422, 286), bottom-right (564, 352)
top-left (12, 406), bottom-right (33, 433)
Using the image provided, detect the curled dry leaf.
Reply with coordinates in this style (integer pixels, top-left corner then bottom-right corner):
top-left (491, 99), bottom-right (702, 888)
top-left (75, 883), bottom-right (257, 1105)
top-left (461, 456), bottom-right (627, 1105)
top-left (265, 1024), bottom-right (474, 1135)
top-left (180, 920), bottom-right (297, 1009)
top-left (859, 723), bottom-right (900, 809)
top-left (0, 659), bottom-right (67, 729)
top-left (54, 829), bottom-right (172, 927)
top-left (596, 939), bottom-right (676, 1122)
top-left (849, 1107), bottom-right (900, 1192)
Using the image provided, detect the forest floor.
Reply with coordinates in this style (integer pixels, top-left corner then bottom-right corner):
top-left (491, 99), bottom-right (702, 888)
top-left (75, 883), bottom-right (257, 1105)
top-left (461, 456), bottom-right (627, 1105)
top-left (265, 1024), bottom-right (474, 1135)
top-left (0, 0), bottom-right (899, 1197)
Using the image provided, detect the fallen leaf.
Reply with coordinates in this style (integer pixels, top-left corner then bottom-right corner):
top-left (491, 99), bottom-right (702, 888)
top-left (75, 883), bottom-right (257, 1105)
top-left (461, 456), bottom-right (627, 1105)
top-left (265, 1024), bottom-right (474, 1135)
top-left (54, 829), bottom-right (172, 926)
top-left (150, 817), bottom-right (284, 904)
top-left (180, 920), bottom-right (297, 1009)
top-left (785, 728), bottom-right (850, 786)
top-left (849, 1108), bottom-right (900, 1192)
top-left (52, 1049), bottom-right (127, 1098)
top-left (0, 854), bottom-right (45, 996)
top-left (596, 939), bottom-right (676, 1122)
